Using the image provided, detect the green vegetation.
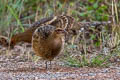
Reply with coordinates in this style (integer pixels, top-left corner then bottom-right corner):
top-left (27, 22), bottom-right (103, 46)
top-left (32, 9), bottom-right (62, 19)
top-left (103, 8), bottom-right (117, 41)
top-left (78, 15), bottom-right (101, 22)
top-left (64, 54), bottom-right (110, 67)
top-left (0, 0), bottom-right (120, 68)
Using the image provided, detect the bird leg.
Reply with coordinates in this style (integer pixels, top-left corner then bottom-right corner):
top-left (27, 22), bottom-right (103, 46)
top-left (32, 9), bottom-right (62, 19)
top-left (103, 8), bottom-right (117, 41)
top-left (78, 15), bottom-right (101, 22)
top-left (50, 60), bottom-right (52, 69)
top-left (45, 61), bottom-right (48, 69)
top-left (45, 60), bottom-right (52, 69)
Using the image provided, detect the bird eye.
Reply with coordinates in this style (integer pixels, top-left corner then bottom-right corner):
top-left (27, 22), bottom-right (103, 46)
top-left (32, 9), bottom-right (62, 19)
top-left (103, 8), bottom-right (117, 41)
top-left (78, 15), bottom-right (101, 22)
top-left (37, 29), bottom-right (40, 32)
top-left (55, 29), bottom-right (66, 34)
top-left (55, 29), bottom-right (63, 32)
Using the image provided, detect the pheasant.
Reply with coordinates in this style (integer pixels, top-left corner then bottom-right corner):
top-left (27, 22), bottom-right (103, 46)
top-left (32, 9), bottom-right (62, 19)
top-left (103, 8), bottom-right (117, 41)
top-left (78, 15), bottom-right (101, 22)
top-left (9, 14), bottom-right (111, 48)
top-left (32, 25), bottom-right (66, 69)
top-left (10, 15), bottom-right (75, 48)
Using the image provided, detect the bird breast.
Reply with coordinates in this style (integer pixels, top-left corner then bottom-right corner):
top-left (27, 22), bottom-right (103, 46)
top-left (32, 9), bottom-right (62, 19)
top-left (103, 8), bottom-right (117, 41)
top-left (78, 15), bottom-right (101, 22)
top-left (32, 37), bottom-right (63, 60)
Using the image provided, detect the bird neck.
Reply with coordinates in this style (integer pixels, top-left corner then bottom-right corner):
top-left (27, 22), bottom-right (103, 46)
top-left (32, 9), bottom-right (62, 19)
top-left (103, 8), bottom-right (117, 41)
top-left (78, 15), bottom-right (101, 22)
top-left (49, 33), bottom-right (63, 47)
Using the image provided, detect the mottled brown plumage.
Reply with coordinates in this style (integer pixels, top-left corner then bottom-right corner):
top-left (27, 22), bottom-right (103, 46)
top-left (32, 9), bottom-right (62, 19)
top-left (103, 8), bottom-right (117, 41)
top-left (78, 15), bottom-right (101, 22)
top-left (10, 15), bottom-right (74, 48)
top-left (9, 15), bottom-right (110, 48)
top-left (32, 25), bottom-right (66, 69)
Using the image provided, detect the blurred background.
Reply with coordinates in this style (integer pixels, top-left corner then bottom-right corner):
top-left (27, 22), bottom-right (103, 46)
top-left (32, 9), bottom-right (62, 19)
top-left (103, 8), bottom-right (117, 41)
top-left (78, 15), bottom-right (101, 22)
top-left (0, 0), bottom-right (119, 34)
top-left (0, 0), bottom-right (120, 67)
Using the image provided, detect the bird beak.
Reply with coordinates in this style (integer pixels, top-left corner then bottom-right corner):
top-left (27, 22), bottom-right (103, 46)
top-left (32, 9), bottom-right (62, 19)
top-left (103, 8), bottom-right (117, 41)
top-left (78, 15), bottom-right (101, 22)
top-left (63, 29), bottom-right (68, 34)
top-left (64, 30), bottom-right (68, 34)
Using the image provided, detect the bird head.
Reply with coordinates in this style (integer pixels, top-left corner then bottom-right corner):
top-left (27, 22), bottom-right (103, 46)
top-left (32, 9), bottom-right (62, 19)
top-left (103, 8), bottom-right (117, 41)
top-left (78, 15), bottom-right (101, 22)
top-left (54, 28), bottom-right (67, 37)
